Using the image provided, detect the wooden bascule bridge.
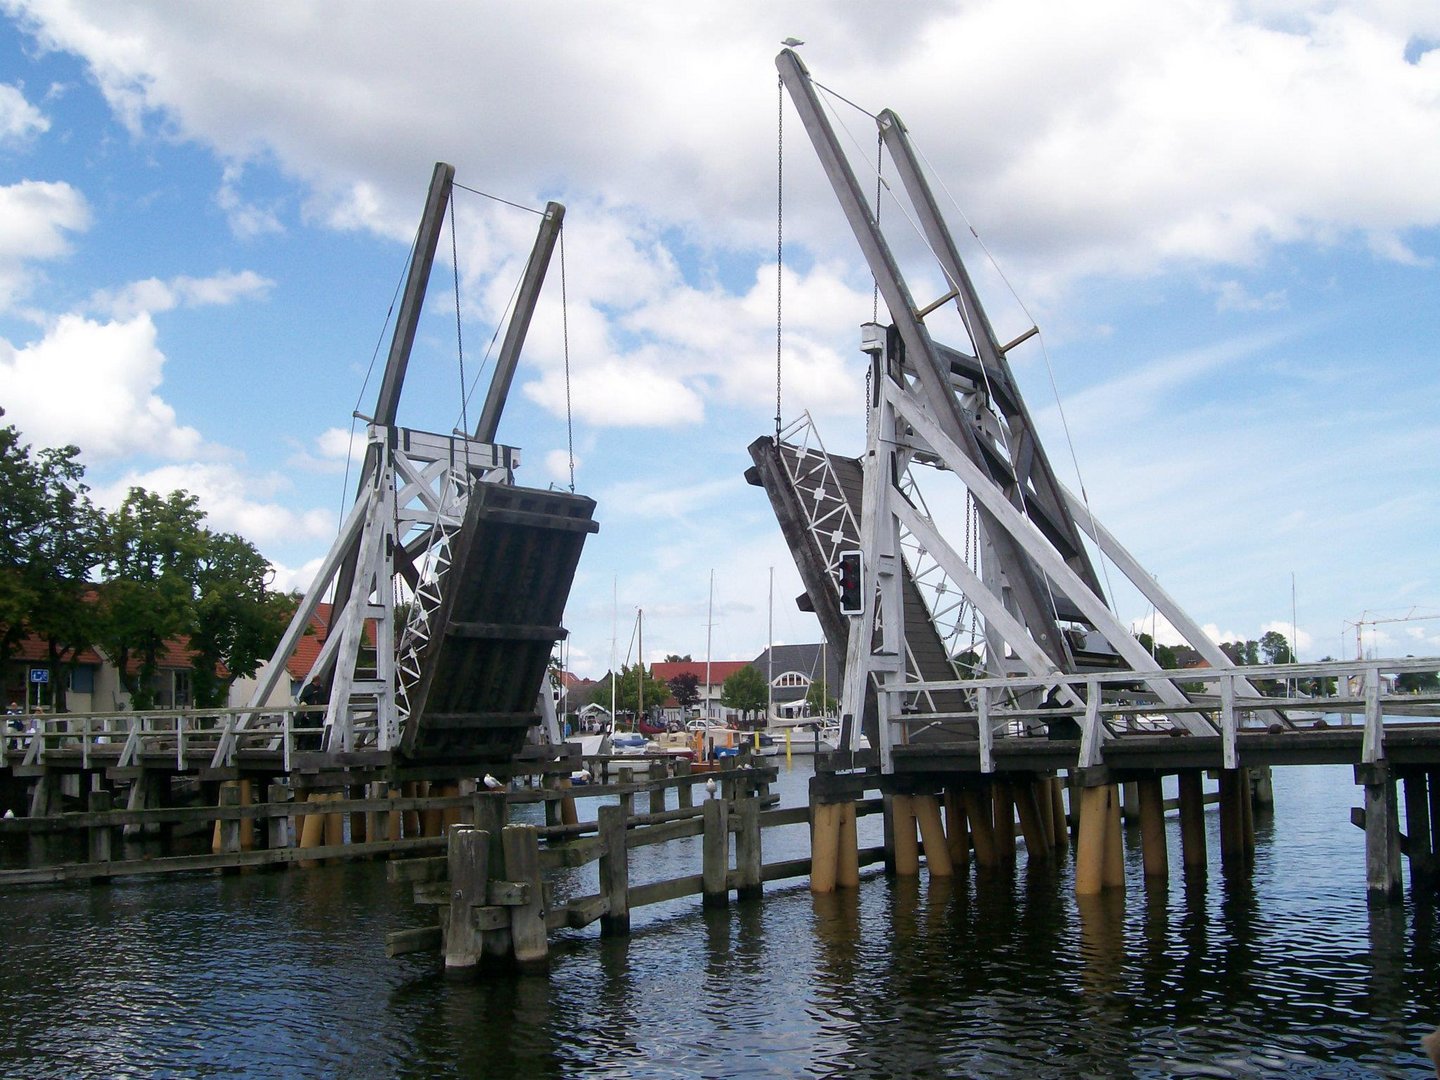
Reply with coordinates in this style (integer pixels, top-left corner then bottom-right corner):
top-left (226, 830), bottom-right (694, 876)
top-left (3, 52), bottom-right (1440, 973)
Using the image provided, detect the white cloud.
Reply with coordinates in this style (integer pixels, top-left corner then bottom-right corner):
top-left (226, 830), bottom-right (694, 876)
top-left (0, 82), bottom-right (48, 143)
top-left (0, 179), bottom-right (89, 308)
top-left (0, 312), bottom-right (202, 460)
top-left (217, 163), bottom-right (284, 239)
top-left (86, 269), bottom-right (273, 319)
top-left (89, 460), bottom-right (333, 547)
top-left (1209, 280), bottom-right (1289, 313)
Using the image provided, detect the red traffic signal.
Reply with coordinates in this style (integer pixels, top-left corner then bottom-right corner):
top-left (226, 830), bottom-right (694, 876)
top-left (838, 549), bottom-right (863, 615)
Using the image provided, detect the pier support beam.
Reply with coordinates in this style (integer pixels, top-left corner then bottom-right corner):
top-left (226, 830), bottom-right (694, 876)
top-left (913, 794), bottom-right (953, 877)
top-left (943, 788), bottom-right (970, 868)
top-left (702, 796), bottom-right (730, 907)
top-left (1014, 777), bottom-right (1049, 863)
top-left (1177, 770), bottom-right (1207, 874)
top-left (598, 802), bottom-right (630, 934)
top-left (962, 786), bottom-right (999, 868)
top-left (992, 780), bottom-right (1016, 863)
top-left (810, 801), bottom-right (841, 894)
top-left (837, 801), bottom-right (860, 889)
top-left (1402, 770), bottom-right (1434, 882)
top-left (1075, 781), bottom-right (1123, 896)
top-left (1218, 769), bottom-right (1251, 868)
top-left (891, 794), bottom-right (920, 877)
top-left (1357, 763), bottom-right (1402, 903)
top-left (1137, 775), bottom-right (1167, 880)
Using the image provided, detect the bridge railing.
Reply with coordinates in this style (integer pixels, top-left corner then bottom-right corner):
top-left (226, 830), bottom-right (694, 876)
top-left (0, 705), bottom-right (329, 772)
top-left (884, 655), bottom-right (1440, 772)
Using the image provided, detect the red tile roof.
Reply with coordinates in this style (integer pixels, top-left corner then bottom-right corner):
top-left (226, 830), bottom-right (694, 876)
top-left (650, 660), bottom-right (752, 686)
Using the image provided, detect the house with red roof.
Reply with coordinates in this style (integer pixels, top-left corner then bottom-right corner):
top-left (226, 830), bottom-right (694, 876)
top-left (650, 659), bottom-right (755, 724)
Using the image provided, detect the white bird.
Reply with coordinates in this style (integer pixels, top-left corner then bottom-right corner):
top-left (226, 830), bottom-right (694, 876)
top-left (482, 774), bottom-right (503, 790)
top-left (2, 809), bottom-right (13, 819)
top-left (705, 777), bottom-right (718, 799)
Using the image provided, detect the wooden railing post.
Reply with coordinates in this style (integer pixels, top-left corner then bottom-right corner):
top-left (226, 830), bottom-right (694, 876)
top-left (735, 795), bottom-right (762, 900)
top-left (502, 824), bottom-right (548, 966)
top-left (702, 796), bottom-right (730, 907)
top-left (261, 783), bottom-right (286, 851)
top-left (87, 790), bottom-right (113, 865)
top-left (597, 803), bottom-right (629, 936)
top-left (444, 825), bottom-right (489, 977)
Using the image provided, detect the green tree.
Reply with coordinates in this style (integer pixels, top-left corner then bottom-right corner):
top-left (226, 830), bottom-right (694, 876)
top-left (720, 664), bottom-right (768, 724)
top-left (663, 653), bottom-right (692, 663)
top-left (804, 678), bottom-right (837, 717)
top-left (595, 663), bottom-right (669, 721)
top-left (97, 488), bottom-right (207, 709)
top-left (1395, 662), bottom-right (1440, 694)
top-left (0, 413), bottom-right (51, 670)
top-left (1220, 640), bottom-right (1260, 666)
top-left (23, 444), bottom-right (104, 711)
top-left (1259, 630), bottom-right (1294, 666)
top-left (189, 532), bottom-right (293, 707)
top-left (1136, 632), bottom-right (1178, 670)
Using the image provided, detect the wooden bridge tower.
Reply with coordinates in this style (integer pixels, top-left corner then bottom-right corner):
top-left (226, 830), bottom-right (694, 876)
top-left (756, 50), bottom-right (1292, 776)
top-left (216, 163), bottom-right (597, 773)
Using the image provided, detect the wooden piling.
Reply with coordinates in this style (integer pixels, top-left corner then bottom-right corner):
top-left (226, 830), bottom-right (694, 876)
top-left (501, 824), bottom-right (548, 966)
top-left (597, 802), bottom-right (630, 935)
top-left (961, 787), bottom-right (999, 868)
top-left (1074, 783), bottom-right (1110, 896)
top-left (87, 790), bottom-right (114, 864)
top-left (1358, 763), bottom-right (1402, 903)
top-left (702, 797), bottom-right (730, 907)
top-left (1240, 767), bottom-right (1255, 858)
top-left (1177, 769), bottom-right (1206, 873)
top-left (444, 825), bottom-right (489, 976)
top-left (810, 801), bottom-right (841, 894)
top-left (1218, 769), bottom-right (1245, 866)
top-left (1050, 777), bottom-right (1070, 853)
top-left (1137, 775), bottom-right (1167, 879)
top-left (649, 760), bottom-right (667, 816)
top-left (735, 796), bottom-right (763, 900)
top-left (1402, 771), bottom-right (1433, 880)
top-left (420, 781), bottom-right (444, 838)
top-left (837, 801), bottom-right (860, 889)
top-left (992, 780), bottom-right (1016, 863)
top-left (913, 794), bottom-right (953, 877)
top-left (323, 791), bottom-right (344, 848)
top-left (267, 783), bottom-right (291, 851)
top-left (219, 782), bottom-right (242, 858)
top-left (1014, 778), bottom-right (1049, 863)
top-left (1102, 782), bottom-right (1125, 889)
top-left (943, 788), bottom-right (970, 868)
top-left (891, 793), bottom-right (920, 877)
top-left (1035, 775), bottom-right (1055, 849)
top-left (1430, 769), bottom-right (1440, 864)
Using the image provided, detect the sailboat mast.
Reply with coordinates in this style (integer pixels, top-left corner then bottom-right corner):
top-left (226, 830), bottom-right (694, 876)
top-left (705, 569), bottom-right (714, 723)
top-left (767, 566), bottom-right (774, 726)
top-left (638, 607), bottom-right (644, 725)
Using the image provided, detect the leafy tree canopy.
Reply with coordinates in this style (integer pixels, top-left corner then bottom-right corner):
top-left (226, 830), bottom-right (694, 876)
top-left (720, 664), bottom-right (768, 721)
top-left (669, 671), bottom-right (700, 710)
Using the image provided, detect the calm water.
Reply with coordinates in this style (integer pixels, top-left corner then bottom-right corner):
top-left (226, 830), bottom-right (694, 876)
top-left (2, 763), bottom-right (1438, 1078)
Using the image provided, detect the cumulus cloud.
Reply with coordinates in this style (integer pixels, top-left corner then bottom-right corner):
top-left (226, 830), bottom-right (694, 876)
top-left (0, 312), bottom-right (202, 460)
top-left (86, 269), bottom-right (274, 319)
top-left (0, 82), bottom-right (48, 143)
top-left (89, 460), bottom-right (334, 547)
top-left (0, 179), bottom-right (89, 308)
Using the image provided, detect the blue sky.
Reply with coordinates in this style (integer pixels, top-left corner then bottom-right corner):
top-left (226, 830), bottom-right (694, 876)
top-left (0, 1), bottom-right (1437, 677)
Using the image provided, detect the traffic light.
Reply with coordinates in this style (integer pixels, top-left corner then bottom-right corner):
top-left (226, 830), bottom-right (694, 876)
top-left (838, 549), bottom-right (863, 615)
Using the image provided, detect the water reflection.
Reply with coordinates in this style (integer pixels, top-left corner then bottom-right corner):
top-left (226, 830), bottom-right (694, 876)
top-left (3, 763), bottom-right (1440, 1077)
